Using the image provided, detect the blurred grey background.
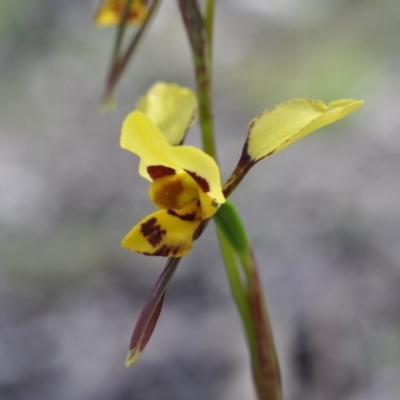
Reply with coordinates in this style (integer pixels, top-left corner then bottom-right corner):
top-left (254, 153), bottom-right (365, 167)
top-left (1, 1), bottom-right (400, 399)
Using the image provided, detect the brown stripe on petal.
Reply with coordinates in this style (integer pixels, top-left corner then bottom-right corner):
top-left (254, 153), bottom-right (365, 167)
top-left (238, 140), bottom-right (254, 169)
top-left (153, 245), bottom-right (180, 257)
top-left (184, 170), bottom-right (210, 192)
top-left (152, 178), bottom-right (184, 210)
top-left (167, 209), bottom-right (197, 221)
top-left (140, 217), bottom-right (166, 247)
top-left (147, 165), bottom-right (176, 180)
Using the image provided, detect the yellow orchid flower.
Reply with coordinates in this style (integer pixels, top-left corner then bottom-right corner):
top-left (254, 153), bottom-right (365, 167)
top-left (120, 111), bottom-right (224, 256)
top-left (120, 82), bottom-right (363, 258)
top-left (120, 83), bottom-right (224, 257)
top-left (94, 0), bottom-right (149, 27)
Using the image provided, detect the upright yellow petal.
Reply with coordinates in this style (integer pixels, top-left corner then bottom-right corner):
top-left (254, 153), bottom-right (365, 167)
top-left (136, 82), bottom-right (197, 145)
top-left (122, 200), bottom-right (202, 257)
top-left (94, 0), bottom-right (148, 27)
top-left (244, 99), bottom-right (364, 164)
top-left (120, 111), bottom-right (225, 205)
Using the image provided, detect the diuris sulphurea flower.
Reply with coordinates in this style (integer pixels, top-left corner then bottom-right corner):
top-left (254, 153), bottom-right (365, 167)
top-left (94, 0), bottom-right (149, 26)
top-left (120, 82), bottom-right (363, 258)
top-left (121, 82), bottom-right (363, 369)
top-left (120, 109), bottom-right (225, 256)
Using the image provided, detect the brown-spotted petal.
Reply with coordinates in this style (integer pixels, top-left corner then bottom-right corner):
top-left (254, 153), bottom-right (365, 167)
top-left (122, 200), bottom-right (202, 257)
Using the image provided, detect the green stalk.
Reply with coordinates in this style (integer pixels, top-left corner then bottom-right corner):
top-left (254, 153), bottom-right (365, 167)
top-left (215, 227), bottom-right (256, 358)
top-left (179, 1), bottom-right (282, 399)
top-left (204, 0), bottom-right (215, 61)
top-left (178, 0), bottom-right (217, 160)
top-left (215, 202), bottom-right (282, 400)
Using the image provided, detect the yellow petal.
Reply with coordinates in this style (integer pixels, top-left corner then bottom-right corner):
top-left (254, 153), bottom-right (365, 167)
top-left (120, 111), bottom-right (225, 205)
top-left (136, 82), bottom-right (197, 145)
top-left (198, 189), bottom-right (219, 219)
top-left (148, 172), bottom-right (198, 210)
top-left (245, 99), bottom-right (364, 163)
top-left (94, 0), bottom-right (148, 27)
top-left (122, 201), bottom-right (202, 257)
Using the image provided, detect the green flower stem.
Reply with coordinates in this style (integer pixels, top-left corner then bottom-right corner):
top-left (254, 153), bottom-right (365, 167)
top-left (215, 227), bottom-right (256, 356)
top-left (204, 0), bottom-right (215, 61)
top-left (178, 0), bottom-right (217, 160)
top-left (180, 2), bottom-right (282, 399)
top-left (215, 203), bottom-right (282, 400)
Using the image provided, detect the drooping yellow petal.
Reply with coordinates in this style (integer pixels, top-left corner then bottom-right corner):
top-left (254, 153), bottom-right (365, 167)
top-left (94, 0), bottom-right (148, 27)
top-left (245, 99), bottom-right (364, 164)
top-left (120, 110), bottom-right (225, 205)
top-left (122, 200), bottom-right (202, 257)
top-left (136, 82), bottom-right (197, 145)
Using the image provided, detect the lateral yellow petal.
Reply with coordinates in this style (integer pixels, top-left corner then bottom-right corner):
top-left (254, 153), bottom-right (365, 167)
top-left (120, 111), bottom-right (225, 205)
top-left (121, 201), bottom-right (202, 257)
top-left (136, 82), bottom-right (197, 145)
top-left (245, 98), bottom-right (364, 163)
top-left (94, 0), bottom-right (148, 27)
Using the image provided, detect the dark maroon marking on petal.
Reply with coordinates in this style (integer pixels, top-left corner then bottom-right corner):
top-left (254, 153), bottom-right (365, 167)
top-left (152, 244), bottom-right (183, 257)
top-left (185, 170), bottom-right (210, 192)
top-left (153, 245), bottom-right (169, 256)
top-left (140, 217), bottom-right (166, 247)
top-left (153, 244), bottom-right (180, 257)
top-left (147, 165), bottom-right (176, 180)
top-left (167, 209), bottom-right (197, 222)
top-left (238, 140), bottom-right (254, 169)
top-left (138, 292), bottom-right (165, 351)
top-left (129, 293), bottom-right (165, 355)
top-left (152, 179), bottom-right (184, 209)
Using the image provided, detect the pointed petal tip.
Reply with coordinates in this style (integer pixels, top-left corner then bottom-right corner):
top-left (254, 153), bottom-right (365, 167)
top-left (100, 94), bottom-right (116, 112)
top-left (328, 98), bottom-right (364, 108)
top-left (125, 348), bottom-right (141, 368)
